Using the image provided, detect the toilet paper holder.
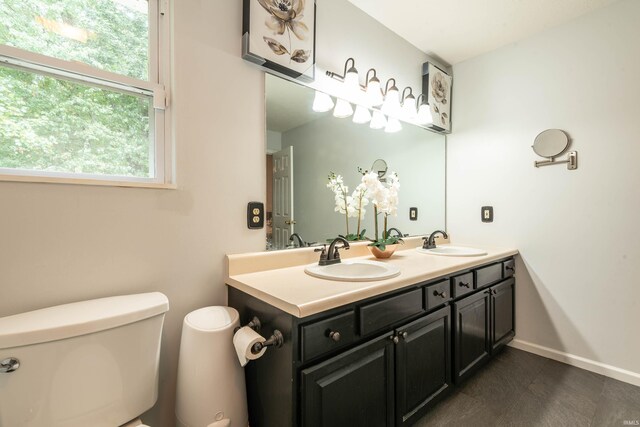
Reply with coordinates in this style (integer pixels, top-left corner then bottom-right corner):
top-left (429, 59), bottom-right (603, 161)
top-left (250, 330), bottom-right (284, 354)
top-left (234, 316), bottom-right (261, 334)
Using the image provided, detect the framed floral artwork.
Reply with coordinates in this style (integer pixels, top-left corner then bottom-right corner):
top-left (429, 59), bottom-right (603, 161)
top-left (242, 0), bottom-right (316, 82)
top-left (422, 62), bottom-right (452, 133)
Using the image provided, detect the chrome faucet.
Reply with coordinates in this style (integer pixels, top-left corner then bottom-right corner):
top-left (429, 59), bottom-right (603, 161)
top-left (423, 230), bottom-right (448, 249)
top-left (315, 237), bottom-right (350, 266)
top-left (289, 233), bottom-right (306, 248)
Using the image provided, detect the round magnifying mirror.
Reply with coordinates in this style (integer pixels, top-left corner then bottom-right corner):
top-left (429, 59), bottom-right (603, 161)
top-left (532, 129), bottom-right (569, 159)
top-left (371, 158), bottom-right (388, 180)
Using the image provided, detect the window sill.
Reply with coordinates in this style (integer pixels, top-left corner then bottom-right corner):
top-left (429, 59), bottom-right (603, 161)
top-left (0, 174), bottom-right (177, 190)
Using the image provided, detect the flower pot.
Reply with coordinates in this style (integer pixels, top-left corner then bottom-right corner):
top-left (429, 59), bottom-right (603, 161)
top-left (368, 244), bottom-right (398, 259)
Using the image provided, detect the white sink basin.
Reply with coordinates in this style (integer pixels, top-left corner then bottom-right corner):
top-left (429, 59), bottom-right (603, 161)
top-left (304, 260), bottom-right (401, 282)
top-left (416, 245), bottom-right (487, 257)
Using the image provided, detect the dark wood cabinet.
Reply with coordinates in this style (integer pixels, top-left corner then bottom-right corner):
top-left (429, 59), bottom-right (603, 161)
top-left (395, 306), bottom-right (451, 426)
top-left (453, 288), bottom-right (491, 383)
top-left (490, 278), bottom-right (515, 353)
top-left (301, 334), bottom-right (395, 427)
top-left (229, 256), bottom-right (516, 427)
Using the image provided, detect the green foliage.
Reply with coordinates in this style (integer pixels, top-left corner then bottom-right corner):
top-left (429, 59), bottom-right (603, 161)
top-left (368, 236), bottom-right (404, 251)
top-left (0, 0), bottom-right (153, 177)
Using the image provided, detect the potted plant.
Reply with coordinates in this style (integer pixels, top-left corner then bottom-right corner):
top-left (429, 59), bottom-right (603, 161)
top-left (361, 170), bottom-right (403, 258)
top-left (327, 172), bottom-right (368, 241)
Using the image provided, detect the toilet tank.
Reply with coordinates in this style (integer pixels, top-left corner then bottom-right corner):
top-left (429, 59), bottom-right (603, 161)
top-left (0, 292), bottom-right (169, 427)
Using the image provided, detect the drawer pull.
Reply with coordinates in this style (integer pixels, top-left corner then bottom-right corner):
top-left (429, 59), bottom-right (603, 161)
top-left (459, 282), bottom-right (470, 288)
top-left (433, 290), bottom-right (447, 298)
top-left (400, 331), bottom-right (408, 340)
top-left (505, 266), bottom-right (514, 272)
top-left (328, 331), bottom-right (341, 342)
top-left (389, 335), bottom-right (399, 344)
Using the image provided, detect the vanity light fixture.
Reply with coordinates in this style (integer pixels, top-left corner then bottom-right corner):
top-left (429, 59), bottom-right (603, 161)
top-left (327, 58), bottom-right (360, 97)
top-left (333, 98), bottom-right (354, 118)
top-left (353, 105), bottom-right (372, 124)
top-left (312, 91), bottom-right (334, 112)
top-left (401, 87), bottom-right (417, 118)
top-left (381, 78), bottom-right (400, 116)
top-left (385, 117), bottom-right (402, 133)
top-left (364, 69), bottom-right (383, 106)
top-left (370, 110), bottom-right (387, 129)
top-left (416, 94), bottom-right (433, 125)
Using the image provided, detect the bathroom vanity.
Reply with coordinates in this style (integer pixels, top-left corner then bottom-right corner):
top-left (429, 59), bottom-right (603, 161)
top-left (226, 242), bottom-right (517, 427)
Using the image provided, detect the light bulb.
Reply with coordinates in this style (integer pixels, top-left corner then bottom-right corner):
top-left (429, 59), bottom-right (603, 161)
top-left (312, 91), bottom-right (334, 112)
top-left (402, 94), bottom-right (417, 119)
top-left (344, 67), bottom-right (360, 97)
top-left (366, 77), bottom-right (383, 106)
top-left (416, 103), bottom-right (433, 125)
top-left (382, 87), bottom-right (400, 116)
top-left (370, 110), bottom-right (387, 129)
top-left (353, 105), bottom-right (372, 124)
top-left (385, 117), bottom-right (402, 133)
top-left (333, 99), bottom-right (353, 118)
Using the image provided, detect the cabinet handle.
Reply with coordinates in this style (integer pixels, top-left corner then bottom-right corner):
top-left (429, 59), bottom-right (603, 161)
top-left (433, 290), bottom-right (447, 298)
top-left (328, 331), bottom-right (341, 342)
top-left (459, 282), bottom-right (470, 288)
top-left (401, 331), bottom-right (408, 340)
top-left (389, 335), bottom-right (399, 344)
top-left (505, 266), bottom-right (514, 272)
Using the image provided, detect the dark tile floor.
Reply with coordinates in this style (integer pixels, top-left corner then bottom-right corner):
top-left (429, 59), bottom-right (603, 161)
top-left (415, 347), bottom-right (640, 427)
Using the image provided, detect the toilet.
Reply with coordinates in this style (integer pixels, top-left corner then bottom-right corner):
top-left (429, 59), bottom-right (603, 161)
top-left (0, 292), bottom-right (169, 427)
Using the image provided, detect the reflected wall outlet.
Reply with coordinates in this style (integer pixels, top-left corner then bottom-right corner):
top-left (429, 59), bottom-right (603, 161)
top-left (481, 206), bottom-right (493, 223)
top-left (409, 207), bottom-right (418, 221)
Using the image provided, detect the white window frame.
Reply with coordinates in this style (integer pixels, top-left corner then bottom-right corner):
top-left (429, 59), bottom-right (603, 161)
top-left (0, 0), bottom-right (173, 188)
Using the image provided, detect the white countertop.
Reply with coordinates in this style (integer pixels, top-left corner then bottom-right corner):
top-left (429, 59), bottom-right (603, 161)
top-left (226, 238), bottom-right (518, 318)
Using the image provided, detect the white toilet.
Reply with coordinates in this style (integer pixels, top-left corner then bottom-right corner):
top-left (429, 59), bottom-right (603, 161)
top-left (0, 292), bottom-right (169, 427)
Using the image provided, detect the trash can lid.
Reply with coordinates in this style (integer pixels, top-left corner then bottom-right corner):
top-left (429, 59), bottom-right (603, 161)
top-left (185, 306), bottom-right (239, 331)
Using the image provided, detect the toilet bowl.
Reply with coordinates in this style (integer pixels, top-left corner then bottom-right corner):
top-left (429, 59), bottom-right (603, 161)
top-left (0, 292), bottom-right (169, 427)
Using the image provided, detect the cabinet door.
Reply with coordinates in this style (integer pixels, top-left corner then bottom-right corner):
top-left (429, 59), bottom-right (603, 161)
top-left (491, 278), bottom-right (515, 353)
top-left (453, 290), bottom-right (490, 383)
top-left (301, 334), bottom-right (395, 427)
top-left (395, 306), bottom-right (452, 426)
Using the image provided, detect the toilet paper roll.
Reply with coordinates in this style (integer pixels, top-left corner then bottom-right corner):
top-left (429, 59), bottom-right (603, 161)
top-left (233, 326), bottom-right (267, 367)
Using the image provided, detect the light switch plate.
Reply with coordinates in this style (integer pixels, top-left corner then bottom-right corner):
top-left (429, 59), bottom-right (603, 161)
top-left (247, 202), bottom-right (264, 229)
top-left (481, 206), bottom-right (493, 223)
top-left (409, 207), bottom-right (418, 221)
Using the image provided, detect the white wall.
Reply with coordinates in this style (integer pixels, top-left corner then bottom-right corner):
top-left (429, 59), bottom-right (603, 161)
top-left (281, 114), bottom-right (445, 244)
top-left (0, 0), bottom-right (430, 425)
top-left (448, 0), bottom-right (640, 381)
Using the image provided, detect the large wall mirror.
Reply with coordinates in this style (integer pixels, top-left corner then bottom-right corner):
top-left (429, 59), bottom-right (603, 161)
top-left (265, 74), bottom-right (446, 250)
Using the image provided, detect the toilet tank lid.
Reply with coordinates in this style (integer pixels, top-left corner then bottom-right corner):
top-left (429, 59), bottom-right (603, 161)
top-left (0, 292), bottom-right (169, 349)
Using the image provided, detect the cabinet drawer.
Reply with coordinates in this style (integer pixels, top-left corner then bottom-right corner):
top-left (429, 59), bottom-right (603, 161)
top-left (359, 289), bottom-right (424, 336)
top-left (475, 263), bottom-right (503, 288)
top-left (425, 279), bottom-right (452, 310)
top-left (301, 311), bottom-right (356, 361)
top-left (503, 259), bottom-right (515, 278)
top-left (451, 272), bottom-right (474, 298)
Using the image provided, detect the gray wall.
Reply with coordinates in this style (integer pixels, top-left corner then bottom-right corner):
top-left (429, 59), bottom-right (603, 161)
top-left (448, 0), bottom-right (640, 382)
top-left (282, 115), bottom-right (445, 243)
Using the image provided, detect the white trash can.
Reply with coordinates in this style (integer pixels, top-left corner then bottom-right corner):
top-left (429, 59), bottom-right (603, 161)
top-left (175, 307), bottom-right (248, 427)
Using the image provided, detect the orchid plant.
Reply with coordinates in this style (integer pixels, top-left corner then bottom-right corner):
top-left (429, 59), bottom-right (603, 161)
top-left (361, 170), bottom-right (403, 250)
top-left (327, 172), bottom-right (368, 241)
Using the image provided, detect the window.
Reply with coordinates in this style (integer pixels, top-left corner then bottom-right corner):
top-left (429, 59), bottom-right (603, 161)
top-left (0, 0), bottom-right (171, 186)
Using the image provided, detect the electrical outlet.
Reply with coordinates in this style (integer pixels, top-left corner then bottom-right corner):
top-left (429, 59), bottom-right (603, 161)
top-left (247, 202), bottom-right (264, 229)
top-left (409, 207), bottom-right (418, 221)
top-left (481, 206), bottom-right (493, 223)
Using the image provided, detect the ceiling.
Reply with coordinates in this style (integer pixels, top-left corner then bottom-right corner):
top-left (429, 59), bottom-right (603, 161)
top-left (347, 0), bottom-right (617, 65)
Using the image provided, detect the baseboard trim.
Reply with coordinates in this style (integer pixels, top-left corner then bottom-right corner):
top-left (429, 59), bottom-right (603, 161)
top-left (509, 339), bottom-right (640, 387)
